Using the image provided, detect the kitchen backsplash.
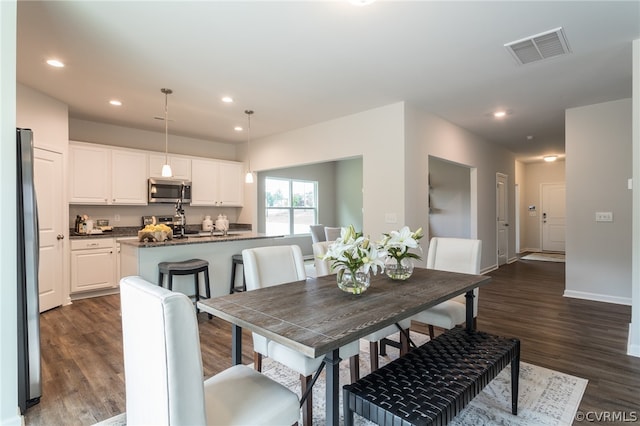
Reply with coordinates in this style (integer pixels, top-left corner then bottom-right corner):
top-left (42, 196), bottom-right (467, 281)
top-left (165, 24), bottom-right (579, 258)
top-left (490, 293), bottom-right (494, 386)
top-left (69, 204), bottom-right (240, 228)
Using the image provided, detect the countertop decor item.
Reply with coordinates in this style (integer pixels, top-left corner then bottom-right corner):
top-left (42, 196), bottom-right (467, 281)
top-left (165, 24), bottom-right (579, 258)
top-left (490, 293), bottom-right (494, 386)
top-left (321, 225), bottom-right (385, 294)
top-left (380, 226), bottom-right (424, 280)
top-left (137, 223), bottom-right (173, 242)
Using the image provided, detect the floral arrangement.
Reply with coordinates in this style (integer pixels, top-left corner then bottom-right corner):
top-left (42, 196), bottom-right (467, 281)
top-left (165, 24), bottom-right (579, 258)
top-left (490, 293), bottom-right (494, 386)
top-left (322, 225), bottom-right (386, 276)
top-left (379, 226), bottom-right (424, 264)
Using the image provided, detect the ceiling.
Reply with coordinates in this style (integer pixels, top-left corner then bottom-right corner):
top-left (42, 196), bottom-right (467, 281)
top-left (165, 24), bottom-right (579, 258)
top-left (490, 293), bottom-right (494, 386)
top-left (16, 1), bottom-right (640, 162)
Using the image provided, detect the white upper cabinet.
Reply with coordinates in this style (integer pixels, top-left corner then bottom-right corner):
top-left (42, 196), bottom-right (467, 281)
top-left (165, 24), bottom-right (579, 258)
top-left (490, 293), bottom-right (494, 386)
top-left (69, 143), bottom-right (110, 204)
top-left (191, 159), bottom-right (244, 206)
top-left (69, 142), bottom-right (148, 205)
top-left (149, 154), bottom-right (191, 180)
top-left (111, 149), bottom-right (148, 204)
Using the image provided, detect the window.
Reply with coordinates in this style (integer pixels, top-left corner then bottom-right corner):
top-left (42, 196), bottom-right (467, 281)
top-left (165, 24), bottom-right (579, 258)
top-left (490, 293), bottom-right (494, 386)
top-left (265, 177), bottom-right (317, 235)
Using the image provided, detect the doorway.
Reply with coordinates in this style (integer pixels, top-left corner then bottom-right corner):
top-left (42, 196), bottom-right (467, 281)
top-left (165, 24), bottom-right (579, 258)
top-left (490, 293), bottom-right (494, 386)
top-left (541, 183), bottom-right (566, 252)
top-left (427, 156), bottom-right (478, 246)
top-left (496, 173), bottom-right (508, 266)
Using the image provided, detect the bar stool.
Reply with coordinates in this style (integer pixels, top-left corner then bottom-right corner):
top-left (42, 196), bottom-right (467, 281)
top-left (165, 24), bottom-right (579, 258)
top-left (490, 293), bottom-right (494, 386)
top-left (158, 259), bottom-right (212, 318)
top-left (229, 254), bottom-right (247, 294)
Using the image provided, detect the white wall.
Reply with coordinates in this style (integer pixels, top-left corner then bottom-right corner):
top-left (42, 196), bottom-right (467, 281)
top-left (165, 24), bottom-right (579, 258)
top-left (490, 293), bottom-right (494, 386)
top-left (246, 102), bottom-right (515, 272)
top-left (404, 104), bottom-right (517, 270)
top-left (335, 157), bottom-right (363, 230)
top-left (249, 102), bottom-right (406, 245)
top-left (566, 99), bottom-right (633, 305)
top-left (1, 1), bottom-right (21, 424)
top-left (69, 118), bottom-right (238, 161)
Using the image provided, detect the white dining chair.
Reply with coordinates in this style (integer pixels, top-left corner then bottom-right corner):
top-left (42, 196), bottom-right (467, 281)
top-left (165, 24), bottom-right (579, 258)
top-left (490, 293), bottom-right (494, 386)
top-left (119, 276), bottom-right (300, 426)
top-left (242, 245), bottom-right (360, 426)
top-left (312, 241), bottom-right (411, 372)
top-left (309, 224), bottom-right (326, 244)
top-left (324, 226), bottom-right (342, 242)
top-left (411, 237), bottom-right (482, 338)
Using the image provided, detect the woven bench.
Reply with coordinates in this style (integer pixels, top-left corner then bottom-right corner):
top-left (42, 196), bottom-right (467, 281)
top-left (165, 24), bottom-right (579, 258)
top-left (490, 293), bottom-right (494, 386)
top-left (343, 327), bottom-right (520, 426)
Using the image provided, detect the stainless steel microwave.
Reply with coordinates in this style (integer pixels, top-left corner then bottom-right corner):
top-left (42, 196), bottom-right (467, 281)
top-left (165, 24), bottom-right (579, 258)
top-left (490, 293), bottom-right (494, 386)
top-left (148, 178), bottom-right (192, 204)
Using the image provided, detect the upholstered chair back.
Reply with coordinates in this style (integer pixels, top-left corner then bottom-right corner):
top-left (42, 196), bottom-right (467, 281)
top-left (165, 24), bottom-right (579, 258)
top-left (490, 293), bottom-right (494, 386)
top-left (312, 241), bottom-right (335, 277)
top-left (120, 276), bottom-right (206, 425)
top-left (242, 245), bottom-right (306, 290)
top-left (426, 237), bottom-right (482, 315)
top-left (309, 224), bottom-right (327, 244)
top-left (426, 237), bottom-right (482, 275)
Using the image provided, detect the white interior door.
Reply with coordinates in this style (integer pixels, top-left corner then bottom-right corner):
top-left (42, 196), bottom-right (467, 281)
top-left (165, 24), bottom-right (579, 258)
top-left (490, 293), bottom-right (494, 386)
top-left (496, 173), bottom-right (508, 266)
top-left (34, 148), bottom-right (64, 312)
top-left (541, 183), bottom-right (566, 252)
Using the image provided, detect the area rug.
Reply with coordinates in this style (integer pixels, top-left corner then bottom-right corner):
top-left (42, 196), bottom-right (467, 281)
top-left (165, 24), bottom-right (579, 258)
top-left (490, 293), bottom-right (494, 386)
top-left (95, 332), bottom-right (587, 426)
top-left (521, 252), bottom-right (566, 263)
top-left (260, 333), bottom-right (587, 426)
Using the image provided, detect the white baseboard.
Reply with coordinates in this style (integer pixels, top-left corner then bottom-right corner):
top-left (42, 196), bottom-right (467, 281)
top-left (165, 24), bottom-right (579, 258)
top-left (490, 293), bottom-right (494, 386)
top-left (563, 289), bottom-right (632, 306)
top-left (480, 264), bottom-right (498, 274)
top-left (519, 247), bottom-right (541, 254)
top-left (628, 334), bottom-right (640, 358)
top-left (507, 256), bottom-right (518, 264)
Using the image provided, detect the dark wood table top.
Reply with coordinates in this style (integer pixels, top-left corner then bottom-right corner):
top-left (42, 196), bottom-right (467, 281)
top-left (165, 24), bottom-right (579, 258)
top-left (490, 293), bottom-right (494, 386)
top-left (197, 267), bottom-right (491, 358)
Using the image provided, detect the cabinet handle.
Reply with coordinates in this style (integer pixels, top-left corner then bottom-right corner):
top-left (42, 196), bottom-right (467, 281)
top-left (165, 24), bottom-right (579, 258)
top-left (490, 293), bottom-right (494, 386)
top-left (57, 234), bottom-right (65, 240)
top-left (88, 243), bottom-right (99, 247)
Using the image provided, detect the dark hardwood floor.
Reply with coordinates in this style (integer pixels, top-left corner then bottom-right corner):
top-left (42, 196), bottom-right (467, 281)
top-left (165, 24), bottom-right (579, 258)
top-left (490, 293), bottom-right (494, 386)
top-left (25, 259), bottom-right (640, 425)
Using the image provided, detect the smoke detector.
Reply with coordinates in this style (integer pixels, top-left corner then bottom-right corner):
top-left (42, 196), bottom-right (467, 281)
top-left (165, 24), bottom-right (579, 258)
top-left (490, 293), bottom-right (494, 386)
top-left (504, 27), bottom-right (571, 65)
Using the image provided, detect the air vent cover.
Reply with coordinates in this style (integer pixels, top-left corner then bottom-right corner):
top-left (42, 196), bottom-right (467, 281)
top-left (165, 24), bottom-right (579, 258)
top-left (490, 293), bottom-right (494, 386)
top-left (505, 27), bottom-right (571, 65)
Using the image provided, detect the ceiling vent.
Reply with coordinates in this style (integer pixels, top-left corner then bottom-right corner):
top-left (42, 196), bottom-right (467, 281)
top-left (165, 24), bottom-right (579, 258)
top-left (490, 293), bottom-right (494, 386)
top-left (504, 27), bottom-right (571, 65)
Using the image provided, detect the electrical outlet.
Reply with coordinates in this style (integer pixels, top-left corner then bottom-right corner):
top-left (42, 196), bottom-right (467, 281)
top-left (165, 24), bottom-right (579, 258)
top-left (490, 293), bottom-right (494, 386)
top-left (385, 213), bottom-right (397, 224)
top-left (114, 214), bottom-right (121, 222)
top-left (595, 212), bottom-right (613, 222)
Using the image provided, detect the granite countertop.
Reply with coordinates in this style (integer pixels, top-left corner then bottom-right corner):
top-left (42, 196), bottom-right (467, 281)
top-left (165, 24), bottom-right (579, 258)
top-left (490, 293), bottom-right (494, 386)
top-left (68, 224), bottom-right (252, 240)
top-left (119, 232), bottom-right (283, 248)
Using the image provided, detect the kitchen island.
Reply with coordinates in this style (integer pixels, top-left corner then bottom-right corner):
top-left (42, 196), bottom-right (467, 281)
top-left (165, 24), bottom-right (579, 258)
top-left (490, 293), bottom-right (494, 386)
top-left (119, 233), bottom-right (286, 298)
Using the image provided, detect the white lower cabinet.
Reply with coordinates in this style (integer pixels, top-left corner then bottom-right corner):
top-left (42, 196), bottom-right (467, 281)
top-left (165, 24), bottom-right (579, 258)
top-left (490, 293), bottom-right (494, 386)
top-left (70, 238), bottom-right (117, 293)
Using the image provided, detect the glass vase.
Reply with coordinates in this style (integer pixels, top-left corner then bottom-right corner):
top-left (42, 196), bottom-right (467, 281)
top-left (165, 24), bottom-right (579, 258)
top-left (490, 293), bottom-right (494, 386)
top-left (337, 268), bottom-right (371, 294)
top-left (384, 257), bottom-right (414, 281)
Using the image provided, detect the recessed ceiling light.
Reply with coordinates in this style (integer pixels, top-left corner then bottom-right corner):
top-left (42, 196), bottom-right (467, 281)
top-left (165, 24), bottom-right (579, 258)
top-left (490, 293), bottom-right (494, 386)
top-left (543, 155), bottom-right (558, 162)
top-left (222, 96), bottom-right (234, 103)
top-left (349, 0), bottom-right (375, 5)
top-left (527, 135), bottom-right (534, 140)
top-left (493, 111), bottom-right (507, 118)
top-left (46, 59), bottom-right (65, 68)
top-left (234, 126), bottom-right (243, 132)
top-left (109, 100), bottom-right (122, 106)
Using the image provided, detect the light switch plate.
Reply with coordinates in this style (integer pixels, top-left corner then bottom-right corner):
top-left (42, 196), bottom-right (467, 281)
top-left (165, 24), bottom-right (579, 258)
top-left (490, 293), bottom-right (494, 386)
top-left (595, 212), bottom-right (613, 222)
top-left (385, 213), bottom-right (397, 224)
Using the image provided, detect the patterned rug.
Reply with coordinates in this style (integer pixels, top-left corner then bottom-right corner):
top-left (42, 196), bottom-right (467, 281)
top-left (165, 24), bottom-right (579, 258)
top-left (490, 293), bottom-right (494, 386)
top-left (520, 252), bottom-right (566, 263)
top-left (261, 332), bottom-right (587, 426)
top-left (95, 332), bottom-right (587, 426)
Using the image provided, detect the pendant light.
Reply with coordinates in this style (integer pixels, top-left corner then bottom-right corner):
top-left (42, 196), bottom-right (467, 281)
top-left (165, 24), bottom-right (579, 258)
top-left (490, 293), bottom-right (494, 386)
top-left (160, 88), bottom-right (173, 177)
top-left (245, 109), bottom-right (254, 183)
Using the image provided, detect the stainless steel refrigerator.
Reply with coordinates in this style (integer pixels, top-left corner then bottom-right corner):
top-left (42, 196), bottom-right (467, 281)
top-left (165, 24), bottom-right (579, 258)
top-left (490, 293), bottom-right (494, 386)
top-left (16, 128), bottom-right (41, 413)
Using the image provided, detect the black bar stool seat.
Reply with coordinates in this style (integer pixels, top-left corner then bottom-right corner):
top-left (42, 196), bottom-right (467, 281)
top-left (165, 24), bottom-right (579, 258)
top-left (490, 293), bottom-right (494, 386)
top-left (230, 254), bottom-right (247, 294)
top-left (158, 259), bottom-right (211, 317)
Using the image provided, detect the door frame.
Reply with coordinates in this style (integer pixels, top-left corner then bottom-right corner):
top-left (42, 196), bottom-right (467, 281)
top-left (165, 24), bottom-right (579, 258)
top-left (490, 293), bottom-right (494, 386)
top-left (496, 173), bottom-right (509, 266)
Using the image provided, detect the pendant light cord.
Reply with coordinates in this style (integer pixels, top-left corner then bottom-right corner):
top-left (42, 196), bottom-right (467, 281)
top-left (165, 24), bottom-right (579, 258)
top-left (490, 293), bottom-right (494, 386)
top-left (245, 110), bottom-right (254, 172)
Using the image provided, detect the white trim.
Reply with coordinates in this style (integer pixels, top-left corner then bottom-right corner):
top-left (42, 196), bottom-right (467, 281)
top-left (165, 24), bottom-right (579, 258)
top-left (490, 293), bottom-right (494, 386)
top-left (629, 323), bottom-right (640, 357)
top-left (519, 247), bottom-right (542, 253)
top-left (563, 290), bottom-right (632, 306)
top-left (480, 264), bottom-right (498, 274)
top-left (507, 256), bottom-right (519, 264)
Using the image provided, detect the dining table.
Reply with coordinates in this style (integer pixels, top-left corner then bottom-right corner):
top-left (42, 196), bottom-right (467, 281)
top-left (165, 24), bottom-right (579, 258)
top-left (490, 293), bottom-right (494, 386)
top-left (197, 267), bottom-right (491, 426)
